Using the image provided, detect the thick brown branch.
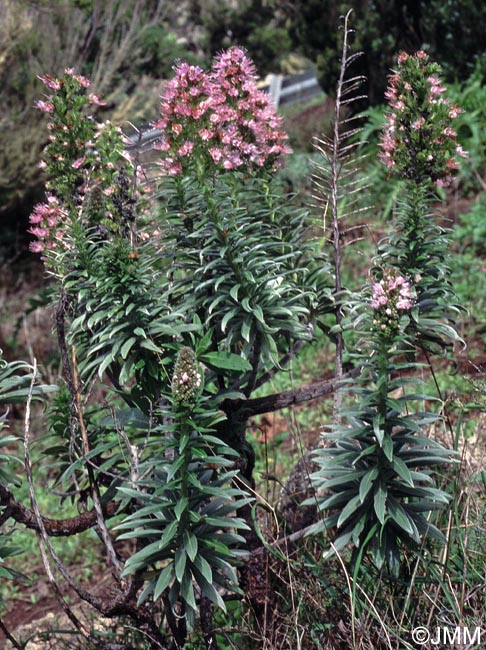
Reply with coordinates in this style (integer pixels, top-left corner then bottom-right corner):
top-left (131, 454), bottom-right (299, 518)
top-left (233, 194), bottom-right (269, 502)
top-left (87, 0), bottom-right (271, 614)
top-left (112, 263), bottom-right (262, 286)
top-left (221, 368), bottom-right (360, 419)
top-left (0, 483), bottom-right (120, 537)
top-left (254, 336), bottom-right (310, 390)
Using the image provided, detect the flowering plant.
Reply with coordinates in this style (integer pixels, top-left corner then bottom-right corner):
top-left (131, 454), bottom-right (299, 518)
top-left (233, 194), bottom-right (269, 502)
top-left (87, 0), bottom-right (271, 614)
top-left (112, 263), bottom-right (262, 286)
top-left (155, 47), bottom-right (290, 177)
top-left (3, 29), bottom-right (468, 645)
top-left (380, 50), bottom-right (467, 186)
top-left (29, 68), bottom-right (135, 270)
top-left (310, 47), bottom-right (462, 576)
top-left (20, 46), bottom-right (329, 647)
top-left (171, 346), bottom-right (203, 406)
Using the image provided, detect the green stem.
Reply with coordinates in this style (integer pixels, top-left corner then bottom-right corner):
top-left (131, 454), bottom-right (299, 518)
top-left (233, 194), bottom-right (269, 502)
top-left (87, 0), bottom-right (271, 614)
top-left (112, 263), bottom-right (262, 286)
top-left (377, 337), bottom-right (390, 415)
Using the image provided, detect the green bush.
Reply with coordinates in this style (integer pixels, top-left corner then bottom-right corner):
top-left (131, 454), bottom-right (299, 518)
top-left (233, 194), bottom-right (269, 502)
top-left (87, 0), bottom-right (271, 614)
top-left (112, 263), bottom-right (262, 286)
top-left (0, 22), bottom-right (481, 650)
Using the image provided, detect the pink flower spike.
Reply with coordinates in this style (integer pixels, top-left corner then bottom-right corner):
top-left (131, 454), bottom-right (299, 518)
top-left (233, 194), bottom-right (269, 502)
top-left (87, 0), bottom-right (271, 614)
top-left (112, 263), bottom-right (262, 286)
top-left (372, 282), bottom-right (385, 296)
top-left (388, 276), bottom-right (403, 290)
top-left (436, 177), bottom-right (449, 188)
top-left (168, 162), bottom-right (183, 176)
top-left (209, 147), bottom-right (223, 163)
top-left (199, 128), bottom-right (214, 141)
top-left (29, 212), bottom-right (43, 224)
top-left (178, 141), bottom-right (194, 157)
top-left (29, 226), bottom-right (48, 238)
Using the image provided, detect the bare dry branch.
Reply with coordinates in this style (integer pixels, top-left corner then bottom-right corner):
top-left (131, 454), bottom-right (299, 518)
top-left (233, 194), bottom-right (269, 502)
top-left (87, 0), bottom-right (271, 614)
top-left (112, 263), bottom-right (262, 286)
top-left (23, 359), bottom-right (88, 637)
top-left (71, 345), bottom-right (122, 579)
top-left (221, 368), bottom-right (361, 419)
top-left (0, 483), bottom-right (120, 536)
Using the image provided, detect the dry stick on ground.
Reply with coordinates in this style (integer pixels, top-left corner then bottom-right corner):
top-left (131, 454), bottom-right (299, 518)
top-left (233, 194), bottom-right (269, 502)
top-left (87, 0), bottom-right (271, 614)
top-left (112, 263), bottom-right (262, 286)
top-left (459, 493), bottom-right (471, 623)
top-left (19, 361), bottom-right (167, 647)
top-left (329, 542), bottom-right (356, 649)
top-left (71, 345), bottom-right (122, 580)
top-left (0, 484), bottom-right (120, 535)
top-left (56, 290), bottom-right (84, 498)
top-left (23, 358), bottom-right (89, 638)
top-left (0, 618), bottom-right (22, 650)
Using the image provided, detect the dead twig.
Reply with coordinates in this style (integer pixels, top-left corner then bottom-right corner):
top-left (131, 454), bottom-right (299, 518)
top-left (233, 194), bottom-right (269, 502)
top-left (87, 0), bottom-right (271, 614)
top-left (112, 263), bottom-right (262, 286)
top-left (71, 345), bottom-right (122, 579)
top-left (23, 358), bottom-right (89, 638)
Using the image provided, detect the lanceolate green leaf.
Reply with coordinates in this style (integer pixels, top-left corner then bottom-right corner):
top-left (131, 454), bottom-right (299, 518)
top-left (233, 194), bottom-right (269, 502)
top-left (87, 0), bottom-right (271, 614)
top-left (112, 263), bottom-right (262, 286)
top-left (153, 564), bottom-right (174, 601)
top-left (193, 554), bottom-right (213, 584)
top-left (174, 548), bottom-right (187, 583)
top-left (392, 456), bottom-right (414, 486)
top-left (387, 496), bottom-right (420, 541)
top-left (199, 351), bottom-right (252, 372)
top-left (359, 467), bottom-right (378, 503)
top-left (183, 531), bottom-right (198, 562)
top-left (382, 434), bottom-right (394, 462)
top-left (180, 573), bottom-right (197, 611)
top-left (337, 494), bottom-right (362, 528)
top-left (374, 483), bottom-right (387, 525)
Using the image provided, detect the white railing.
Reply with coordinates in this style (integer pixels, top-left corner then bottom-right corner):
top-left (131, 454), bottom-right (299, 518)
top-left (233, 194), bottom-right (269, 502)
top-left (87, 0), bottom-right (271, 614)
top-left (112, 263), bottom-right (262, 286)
top-left (261, 70), bottom-right (321, 108)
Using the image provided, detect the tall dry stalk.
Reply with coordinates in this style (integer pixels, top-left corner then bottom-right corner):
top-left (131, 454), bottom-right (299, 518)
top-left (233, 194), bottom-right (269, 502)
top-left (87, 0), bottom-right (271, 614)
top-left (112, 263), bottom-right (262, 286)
top-left (311, 10), bottom-right (368, 417)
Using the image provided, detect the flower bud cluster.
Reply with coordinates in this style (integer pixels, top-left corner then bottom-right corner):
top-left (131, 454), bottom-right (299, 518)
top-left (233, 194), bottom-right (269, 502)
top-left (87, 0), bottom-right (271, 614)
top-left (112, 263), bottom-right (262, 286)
top-left (29, 68), bottom-right (134, 260)
top-left (171, 347), bottom-right (203, 407)
top-left (155, 47), bottom-right (291, 176)
top-left (379, 50), bottom-right (466, 186)
top-left (371, 273), bottom-right (414, 339)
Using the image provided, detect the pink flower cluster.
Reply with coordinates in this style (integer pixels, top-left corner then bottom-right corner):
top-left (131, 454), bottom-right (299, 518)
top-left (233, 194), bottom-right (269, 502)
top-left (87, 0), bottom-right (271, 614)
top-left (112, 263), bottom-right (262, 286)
top-left (154, 47), bottom-right (291, 176)
top-left (371, 273), bottom-right (414, 337)
top-left (30, 68), bottom-right (131, 263)
top-left (36, 68), bottom-right (104, 112)
top-left (371, 275), bottom-right (413, 311)
top-left (28, 195), bottom-right (67, 253)
top-left (37, 69), bottom-right (94, 95)
top-left (380, 51), bottom-right (466, 186)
